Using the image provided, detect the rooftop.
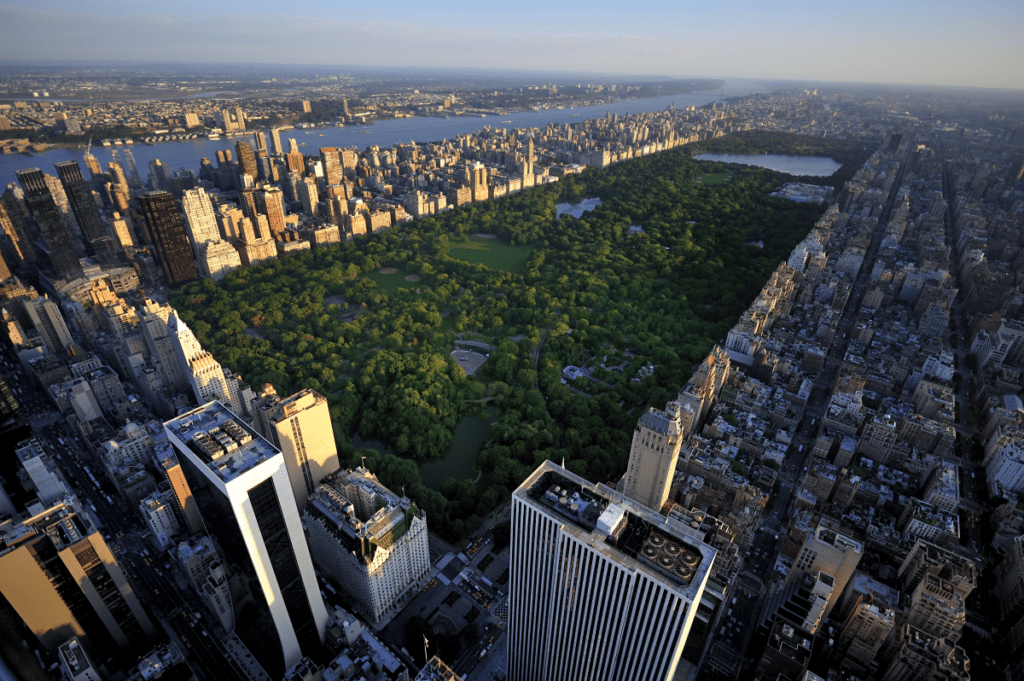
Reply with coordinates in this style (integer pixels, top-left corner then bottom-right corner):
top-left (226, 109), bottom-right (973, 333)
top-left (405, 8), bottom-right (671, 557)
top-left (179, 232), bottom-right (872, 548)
top-left (164, 401), bottom-right (278, 483)
top-left (518, 461), bottom-right (714, 594)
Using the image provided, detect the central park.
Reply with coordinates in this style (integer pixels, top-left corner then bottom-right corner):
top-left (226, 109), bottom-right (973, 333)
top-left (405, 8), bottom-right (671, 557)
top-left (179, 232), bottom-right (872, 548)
top-left (169, 131), bottom-right (872, 541)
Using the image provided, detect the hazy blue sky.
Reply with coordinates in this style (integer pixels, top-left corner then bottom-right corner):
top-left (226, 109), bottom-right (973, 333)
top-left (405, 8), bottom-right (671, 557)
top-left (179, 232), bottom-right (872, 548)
top-left (1, 0), bottom-right (1021, 89)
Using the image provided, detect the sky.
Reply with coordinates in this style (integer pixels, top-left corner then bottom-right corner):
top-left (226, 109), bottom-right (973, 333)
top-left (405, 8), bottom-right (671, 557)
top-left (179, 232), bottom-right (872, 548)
top-left (0, 0), bottom-right (1021, 90)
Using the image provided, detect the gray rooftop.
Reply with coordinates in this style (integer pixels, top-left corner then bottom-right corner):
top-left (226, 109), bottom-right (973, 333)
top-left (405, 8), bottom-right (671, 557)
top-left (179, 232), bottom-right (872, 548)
top-left (164, 401), bottom-right (279, 483)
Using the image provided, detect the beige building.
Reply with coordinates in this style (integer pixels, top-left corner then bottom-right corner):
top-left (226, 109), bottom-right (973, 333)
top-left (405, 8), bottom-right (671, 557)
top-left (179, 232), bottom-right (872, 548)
top-left (197, 239), bottom-right (242, 281)
top-left (158, 453), bottom-right (204, 535)
top-left (304, 468), bottom-right (430, 625)
top-left (265, 389), bottom-right (340, 511)
top-left (0, 502), bottom-right (157, 655)
top-left (622, 402), bottom-right (685, 513)
top-left (789, 521), bottom-right (863, 621)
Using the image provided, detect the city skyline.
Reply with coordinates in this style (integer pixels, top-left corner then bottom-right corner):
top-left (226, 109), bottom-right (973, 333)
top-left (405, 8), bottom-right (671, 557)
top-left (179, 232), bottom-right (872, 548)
top-left (0, 0), bottom-right (1021, 90)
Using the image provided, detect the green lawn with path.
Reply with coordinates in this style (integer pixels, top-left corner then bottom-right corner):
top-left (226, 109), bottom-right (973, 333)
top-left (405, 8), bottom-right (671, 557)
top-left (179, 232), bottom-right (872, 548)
top-left (448, 237), bottom-right (534, 273)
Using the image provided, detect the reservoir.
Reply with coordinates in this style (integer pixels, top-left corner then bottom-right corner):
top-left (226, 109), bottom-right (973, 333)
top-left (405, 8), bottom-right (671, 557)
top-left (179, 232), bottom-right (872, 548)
top-left (0, 79), bottom-right (771, 187)
top-left (694, 153), bottom-right (842, 177)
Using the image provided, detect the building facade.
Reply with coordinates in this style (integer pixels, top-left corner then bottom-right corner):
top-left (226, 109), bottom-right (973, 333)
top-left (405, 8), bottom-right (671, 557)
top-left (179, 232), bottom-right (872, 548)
top-left (164, 401), bottom-right (329, 677)
top-left (304, 468), bottom-right (430, 625)
top-left (508, 461), bottom-right (715, 681)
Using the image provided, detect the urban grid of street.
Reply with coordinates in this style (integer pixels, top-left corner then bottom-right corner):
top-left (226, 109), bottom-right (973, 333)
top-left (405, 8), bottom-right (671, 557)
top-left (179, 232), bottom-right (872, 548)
top-left (2, 75), bottom-right (1024, 681)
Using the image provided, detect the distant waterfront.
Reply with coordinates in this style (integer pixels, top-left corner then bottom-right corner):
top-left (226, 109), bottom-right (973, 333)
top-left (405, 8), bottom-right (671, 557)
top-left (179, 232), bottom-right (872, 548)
top-left (693, 153), bottom-right (842, 176)
top-left (0, 80), bottom-right (771, 187)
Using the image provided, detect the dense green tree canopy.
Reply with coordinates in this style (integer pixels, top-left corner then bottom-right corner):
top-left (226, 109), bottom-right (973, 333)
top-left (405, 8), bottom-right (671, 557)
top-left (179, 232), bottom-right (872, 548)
top-left (170, 134), bottom-right (866, 541)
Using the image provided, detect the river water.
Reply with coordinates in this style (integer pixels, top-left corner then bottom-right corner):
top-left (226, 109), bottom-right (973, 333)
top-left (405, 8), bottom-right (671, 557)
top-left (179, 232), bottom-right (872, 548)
top-left (693, 153), bottom-right (842, 176)
top-left (0, 79), bottom-right (771, 187)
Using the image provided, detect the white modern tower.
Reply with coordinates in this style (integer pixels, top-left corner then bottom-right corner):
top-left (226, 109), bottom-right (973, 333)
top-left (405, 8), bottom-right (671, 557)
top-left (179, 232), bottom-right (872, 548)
top-left (164, 401), bottom-right (329, 677)
top-left (508, 461), bottom-right (715, 681)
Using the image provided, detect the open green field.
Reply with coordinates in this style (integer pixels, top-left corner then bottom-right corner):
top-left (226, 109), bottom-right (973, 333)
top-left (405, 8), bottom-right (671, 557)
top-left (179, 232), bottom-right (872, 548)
top-left (448, 237), bottom-right (534, 273)
top-left (362, 268), bottom-right (417, 291)
top-left (695, 172), bottom-right (731, 185)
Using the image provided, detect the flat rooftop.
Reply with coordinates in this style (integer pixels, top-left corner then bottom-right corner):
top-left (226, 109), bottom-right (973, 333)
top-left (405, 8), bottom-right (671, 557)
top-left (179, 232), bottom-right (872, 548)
top-left (517, 461), bottom-right (715, 595)
top-left (164, 401), bottom-right (278, 484)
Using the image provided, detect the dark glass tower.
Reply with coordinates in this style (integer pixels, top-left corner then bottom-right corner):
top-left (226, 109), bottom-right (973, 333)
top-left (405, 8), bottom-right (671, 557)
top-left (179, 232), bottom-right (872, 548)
top-left (139, 191), bottom-right (198, 286)
top-left (235, 140), bottom-right (259, 181)
top-left (54, 161), bottom-right (106, 242)
top-left (56, 161), bottom-right (129, 269)
top-left (16, 168), bottom-right (84, 282)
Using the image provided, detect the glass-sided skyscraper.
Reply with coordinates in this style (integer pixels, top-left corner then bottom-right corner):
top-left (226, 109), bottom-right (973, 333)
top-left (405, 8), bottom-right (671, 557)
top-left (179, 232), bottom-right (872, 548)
top-left (163, 401), bottom-right (328, 677)
top-left (509, 461), bottom-right (716, 681)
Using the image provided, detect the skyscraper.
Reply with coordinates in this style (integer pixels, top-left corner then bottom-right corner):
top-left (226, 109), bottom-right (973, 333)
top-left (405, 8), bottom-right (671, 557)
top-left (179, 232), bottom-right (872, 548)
top-left (236, 140), bottom-right (259, 182)
top-left (180, 187), bottom-right (222, 247)
top-left (788, 521), bottom-right (863, 621)
top-left (622, 401), bottom-right (685, 513)
top-left (139, 191), bottom-right (198, 286)
top-left (164, 401), bottom-right (329, 677)
top-left (0, 192), bottom-right (37, 266)
top-left (55, 161), bottom-right (107, 242)
top-left (509, 461), bottom-right (715, 681)
top-left (320, 148), bottom-right (343, 187)
top-left (257, 186), bottom-right (287, 238)
top-left (270, 128), bottom-right (283, 156)
top-left (16, 168), bottom-right (84, 282)
top-left (259, 389), bottom-right (340, 511)
top-left (299, 176), bottom-right (319, 215)
top-left (167, 310), bottom-right (243, 414)
top-left (25, 296), bottom-right (73, 355)
top-left (0, 501), bottom-right (157, 656)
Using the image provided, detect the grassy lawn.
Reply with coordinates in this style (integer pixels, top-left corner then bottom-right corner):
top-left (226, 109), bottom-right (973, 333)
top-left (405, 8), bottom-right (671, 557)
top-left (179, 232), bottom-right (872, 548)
top-left (695, 172), bottom-right (732, 185)
top-left (449, 237), bottom-right (534, 273)
top-left (362, 268), bottom-right (416, 291)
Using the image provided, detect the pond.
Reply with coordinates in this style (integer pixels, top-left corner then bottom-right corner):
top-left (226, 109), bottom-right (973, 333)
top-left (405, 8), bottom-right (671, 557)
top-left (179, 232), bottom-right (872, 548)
top-left (555, 198), bottom-right (603, 219)
top-left (351, 414), bottom-right (492, 490)
top-left (418, 415), bottom-right (492, 489)
top-left (694, 153), bottom-right (842, 177)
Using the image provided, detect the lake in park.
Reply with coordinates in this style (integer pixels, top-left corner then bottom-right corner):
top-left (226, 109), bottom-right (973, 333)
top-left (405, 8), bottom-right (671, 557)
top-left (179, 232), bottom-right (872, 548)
top-left (694, 153), bottom-right (842, 177)
top-left (351, 413), bottom-right (492, 490)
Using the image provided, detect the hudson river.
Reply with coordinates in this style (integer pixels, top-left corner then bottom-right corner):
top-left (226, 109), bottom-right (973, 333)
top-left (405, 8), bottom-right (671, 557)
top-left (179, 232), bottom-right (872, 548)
top-left (0, 80), bottom-right (772, 187)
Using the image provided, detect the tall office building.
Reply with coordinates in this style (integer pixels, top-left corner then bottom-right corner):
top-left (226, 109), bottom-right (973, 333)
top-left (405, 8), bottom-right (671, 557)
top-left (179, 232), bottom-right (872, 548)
top-left (137, 298), bottom-right (189, 394)
top-left (299, 176), bottom-right (319, 215)
top-left (82, 152), bottom-right (103, 178)
top-left (16, 168), bottom-right (84, 282)
top-left (168, 311), bottom-right (244, 414)
top-left (622, 401), bottom-right (685, 513)
top-left (239, 187), bottom-right (260, 221)
top-left (833, 596), bottom-right (896, 674)
top-left (258, 186), bottom-right (287, 237)
top-left (509, 461), bottom-right (715, 681)
top-left (253, 131), bottom-right (268, 154)
top-left (55, 161), bottom-right (107, 243)
top-left (303, 468), bottom-right (430, 624)
top-left (270, 128), bottom-right (283, 156)
top-left (180, 187), bottom-right (222, 247)
top-left (787, 521), bottom-right (863, 621)
top-left (320, 148), bottom-right (343, 187)
top-left (164, 401), bottom-right (329, 677)
top-left (263, 389), bottom-right (339, 511)
top-left (139, 191), bottom-right (199, 286)
top-left (0, 501), bottom-right (157, 656)
top-left (25, 296), bottom-right (73, 355)
top-left (236, 140), bottom-right (259, 183)
top-left (0, 194), bottom-right (37, 265)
